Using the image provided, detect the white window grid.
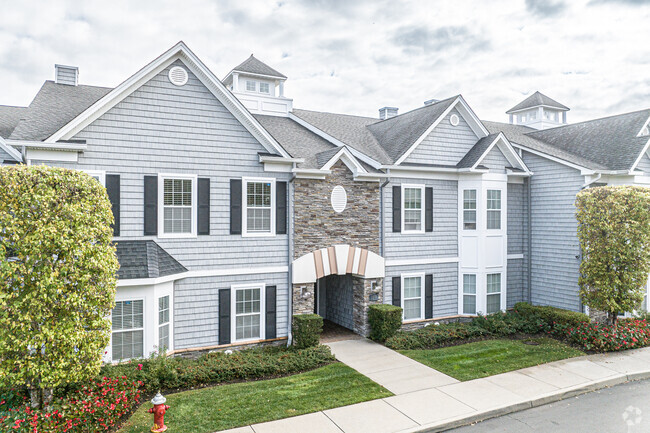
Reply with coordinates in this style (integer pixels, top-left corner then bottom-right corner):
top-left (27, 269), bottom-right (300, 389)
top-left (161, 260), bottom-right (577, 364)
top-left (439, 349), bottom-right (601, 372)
top-left (158, 174), bottom-right (197, 238)
top-left (259, 82), bottom-right (270, 94)
top-left (402, 185), bottom-right (425, 233)
top-left (243, 178), bottom-right (276, 237)
top-left (402, 274), bottom-right (424, 321)
top-left (487, 189), bottom-right (501, 230)
top-left (158, 296), bottom-right (170, 351)
top-left (232, 284), bottom-right (265, 342)
top-left (246, 80), bottom-right (256, 92)
top-left (111, 299), bottom-right (144, 361)
top-left (486, 273), bottom-right (502, 314)
top-left (463, 274), bottom-right (477, 315)
top-left (463, 189), bottom-right (477, 230)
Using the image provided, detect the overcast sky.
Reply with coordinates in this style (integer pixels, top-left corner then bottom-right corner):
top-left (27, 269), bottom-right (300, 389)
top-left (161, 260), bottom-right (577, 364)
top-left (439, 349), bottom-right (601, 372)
top-left (0, 0), bottom-right (648, 123)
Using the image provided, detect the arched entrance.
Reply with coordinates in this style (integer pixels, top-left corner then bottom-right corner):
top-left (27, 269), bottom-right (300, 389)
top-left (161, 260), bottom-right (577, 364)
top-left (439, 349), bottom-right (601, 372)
top-left (292, 245), bottom-right (384, 336)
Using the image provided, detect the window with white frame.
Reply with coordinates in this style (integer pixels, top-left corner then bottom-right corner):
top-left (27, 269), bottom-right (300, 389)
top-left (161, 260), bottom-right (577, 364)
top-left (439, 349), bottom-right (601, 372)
top-left (487, 189), bottom-right (501, 230)
top-left (158, 296), bottom-right (170, 351)
top-left (233, 285), bottom-right (264, 341)
top-left (402, 274), bottom-right (424, 320)
top-left (244, 179), bottom-right (275, 235)
top-left (161, 176), bottom-right (196, 236)
top-left (463, 274), bottom-right (477, 315)
top-left (402, 185), bottom-right (424, 232)
top-left (259, 82), bottom-right (270, 94)
top-left (112, 300), bottom-right (144, 361)
top-left (83, 170), bottom-right (105, 186)
top-left (246, 80), bottom-right (256, 92)
top-left (486, 273), bottom-right (501, 314)
top-left (463, 189), bottom-right (477, 230)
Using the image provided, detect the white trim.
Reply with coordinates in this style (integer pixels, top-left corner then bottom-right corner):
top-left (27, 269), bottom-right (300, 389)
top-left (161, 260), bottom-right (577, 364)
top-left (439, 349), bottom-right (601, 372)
top-left (511, 143), bottom-right (593, 173)
top-left (0, 136), bottom-right (22, 162)
top-left (6, 139), bottom-right (87, 152)
top-left (637, 116), bottom-right (650, 137)
top-left (385, 257), bottom-right (459, 267)
top-left (486, 188), bottom-right (503, 231)
top-left (116, 265), bottom-right (288, 287)
top-left (401, 272), bottom-right (425, 321)
top-left (461, 273), bottom-right (477, 315)
top-left (242, 177), bottom-right (276, 237)
top-left (401, 184), bottom-right (425, 234)
top-left (473, 133), bottom-right (531, 174)
top-left (110, 297), bottom-right (145, 362)
top-left (321, 147), bottom-right (368, 174)
top-left (288, 113), bottom-right (382, 169)
top-left (507, 253), bottom-right (524, 260)
top-left (507, 104), bottom-right (569, 115)
top-left (224, 70), bottom-right (287, 83)
top-left (231, 283), bottom-right (266, 343)
top-left (157, 293), bottom-right (173, 352)
top-left (292, 168), bottom-right (331, 179)
top-left (629, 138), bottom-right (650, 172)
top-left (157, 173), bottom-right (198, 239)
top-left (82, 170), bottom-right (106, 186)
top-left (45, 41), bottom-right (291, 159)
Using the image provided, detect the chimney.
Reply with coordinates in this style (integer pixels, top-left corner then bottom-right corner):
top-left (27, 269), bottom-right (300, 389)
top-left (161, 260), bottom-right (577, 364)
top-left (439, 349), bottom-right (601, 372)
top-left (424, 99), bottom-right (439, 106)
top-left (379, 106), bottom-right (398, 120)
top-left (55, 64), bottom-right (78, 86)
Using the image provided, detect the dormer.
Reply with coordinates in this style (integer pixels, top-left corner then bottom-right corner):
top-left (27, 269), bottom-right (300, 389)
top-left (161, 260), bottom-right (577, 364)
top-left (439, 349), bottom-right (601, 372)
top-left (507, 91), bottom-right (569, 130)
top-left (223, 54), bottom-right (292, 117)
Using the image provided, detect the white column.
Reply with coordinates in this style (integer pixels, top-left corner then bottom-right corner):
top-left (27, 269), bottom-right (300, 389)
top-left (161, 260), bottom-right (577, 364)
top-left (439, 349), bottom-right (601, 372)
top-left (233, 73), bottom-right (239, 91)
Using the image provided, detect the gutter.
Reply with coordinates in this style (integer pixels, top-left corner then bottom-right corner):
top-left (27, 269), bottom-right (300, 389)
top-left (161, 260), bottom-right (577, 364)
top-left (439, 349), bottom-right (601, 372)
top-left (287, 169), bottom-right (297, 347)
top-left (582, 173), bottom-right (602, 189)
top-left (526, 176), bottom-right (532, 303)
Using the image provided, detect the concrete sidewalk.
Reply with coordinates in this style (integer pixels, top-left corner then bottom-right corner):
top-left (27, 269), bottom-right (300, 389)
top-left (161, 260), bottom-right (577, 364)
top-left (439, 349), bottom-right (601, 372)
top-left (219, 343), bottom-right (650, 433)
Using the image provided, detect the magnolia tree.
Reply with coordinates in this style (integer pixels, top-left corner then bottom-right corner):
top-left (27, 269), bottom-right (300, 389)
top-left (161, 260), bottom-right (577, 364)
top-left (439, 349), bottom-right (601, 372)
top-left (0, 166), bottom-right (119, 408)
top-left (576, 186), bottom-right (650, 325)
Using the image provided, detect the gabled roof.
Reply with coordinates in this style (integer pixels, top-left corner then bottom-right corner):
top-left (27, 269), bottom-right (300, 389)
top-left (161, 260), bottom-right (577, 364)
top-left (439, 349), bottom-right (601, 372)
top-left (115, 240), bottom-right (187, 280)
top-left (0, 105), bottom-right (27, 139)
top-left (9, 82), bottom-right (112, 141)
top-left (456, 133), bottom-right (500, 168)
top-left (506, 91), bottom-right (569, 114)
top-left (229, 54), bottom-right (287, 79)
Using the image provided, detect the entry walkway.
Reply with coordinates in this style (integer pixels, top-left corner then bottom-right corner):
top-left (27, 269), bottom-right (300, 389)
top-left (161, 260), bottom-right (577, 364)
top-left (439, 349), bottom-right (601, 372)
top-left (220, 344), bottom-right (650, 433)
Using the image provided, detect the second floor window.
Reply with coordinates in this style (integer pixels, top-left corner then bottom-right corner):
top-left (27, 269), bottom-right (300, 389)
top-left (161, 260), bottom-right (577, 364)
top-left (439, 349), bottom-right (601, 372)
top-left (463, 189), bottom-right (477, 230)
top-left (163, 178), bottom-right (193, 234)
top-left (259, 82), bottom-right (270, 94)
top-left (244, 179), bottom-right (275, 235)
top-left (402, 185), bottom-right (424, 232)
top-left (487, 189), bottom-right (501, 230)
top-left (246, 80), bottom-right (256, 91)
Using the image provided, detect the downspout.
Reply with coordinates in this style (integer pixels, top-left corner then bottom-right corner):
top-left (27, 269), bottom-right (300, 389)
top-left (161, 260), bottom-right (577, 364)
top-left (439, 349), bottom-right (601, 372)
top-left (287, 170), bottom-right (297, 347)
top-left (526, 176), bottom-right (532, 304)
top-left (380, 171), bottom-right (391, 258)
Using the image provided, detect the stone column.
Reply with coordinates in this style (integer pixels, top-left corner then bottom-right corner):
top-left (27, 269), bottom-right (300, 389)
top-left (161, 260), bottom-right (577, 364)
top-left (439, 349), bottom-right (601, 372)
top-left (352, 277), bottom-right (383, 337)
top-left (292, 283), bottom-right (315, 315)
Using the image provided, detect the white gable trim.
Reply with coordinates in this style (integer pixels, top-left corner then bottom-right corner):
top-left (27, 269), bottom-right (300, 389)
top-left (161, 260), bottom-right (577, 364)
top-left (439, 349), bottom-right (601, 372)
top-left (288, 112), bottom-right (382, 169)
top-left (321, 147), bottom-right (368, 175)
top-left (629, 138), bottom-right (650, 172)
top-left (511, 143), bottom-right (593, 173)
top-left (635, 115), bottom-right (650, 138)
top-left (0, 136), bottom-right (23, 162)
top-left (473, 133), bottom-right (530, 174)
top-left (45, 42), bottom-right (291, 159)
top-left (395, 95), bottom-right (490, 165)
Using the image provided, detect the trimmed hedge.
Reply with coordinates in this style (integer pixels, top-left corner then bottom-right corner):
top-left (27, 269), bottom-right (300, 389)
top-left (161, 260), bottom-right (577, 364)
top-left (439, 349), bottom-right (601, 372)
top-left (368, 304), bottom-right (403, 342)
top-left (514, 302), bottom-right (589, 329)
top-left (472, 312), bottom-right (544, 336)
top-left (292, 314), bottom-right (324, 349)
top-left (386, 322), bottom-right (489, 350)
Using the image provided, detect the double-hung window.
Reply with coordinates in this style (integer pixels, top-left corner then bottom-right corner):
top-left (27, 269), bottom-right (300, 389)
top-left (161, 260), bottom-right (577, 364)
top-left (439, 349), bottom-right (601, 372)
top-left (243, 178), bottom-right (275, 236)
top-left (246, 80), bottom-right (256, 92)
top-left (159, 175), bottom-right (197, 237)
top-left (486, 273), bottom-right (502, 314)
top-left (463, 189), bottom-right (477, 230)
top-left (232, 285), bottom-right (265, 341)
top-left (259, 82), bottom-right (270, 94)
top-left (402, 185), bottom-right (424, 233)
top-left (463, 274), bottom-right (477, 315)
top-left (487, 189), bottom-right (501, 230)
top-left (158, 296), bottom-right (170, 351)
top-left (111, 300), bottom-right (144, 361)
top-left (402, 274), bottom-right (424, 320)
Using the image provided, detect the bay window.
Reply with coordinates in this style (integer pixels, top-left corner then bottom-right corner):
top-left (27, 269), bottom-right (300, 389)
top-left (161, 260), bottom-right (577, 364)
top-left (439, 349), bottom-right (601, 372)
top-left (486, 273), bottom-right (502, 314)
top-left (111, 300), bottom-right (144, 361)
top-left (487, 189), bottom-right (501, 230)
top-left (463, 189), bottom-right (477, 230)
top-left (158, 296), bottom-right (170, 351)
top-left (463, 274), bottom-right (477, 315)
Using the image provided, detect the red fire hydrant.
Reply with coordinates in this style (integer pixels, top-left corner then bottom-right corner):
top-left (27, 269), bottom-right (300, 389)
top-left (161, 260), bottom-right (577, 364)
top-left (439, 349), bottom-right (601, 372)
top-left (148, 393), bottom-right (170, 432)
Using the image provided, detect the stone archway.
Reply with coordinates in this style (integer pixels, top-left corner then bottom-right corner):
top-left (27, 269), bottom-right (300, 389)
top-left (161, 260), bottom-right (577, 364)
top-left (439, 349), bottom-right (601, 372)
top-left (291, 245), bottom-right (384, 336)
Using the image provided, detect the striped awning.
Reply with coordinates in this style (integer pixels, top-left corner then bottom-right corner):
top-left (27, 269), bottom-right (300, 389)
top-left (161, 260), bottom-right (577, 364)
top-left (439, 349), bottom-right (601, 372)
top-left (292, 245), bottom-right (385, 284)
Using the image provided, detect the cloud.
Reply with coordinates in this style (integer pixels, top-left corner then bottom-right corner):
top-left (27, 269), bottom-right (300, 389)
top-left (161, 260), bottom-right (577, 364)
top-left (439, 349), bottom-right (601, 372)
top-left (589, 0), bottom-right (650, 4)
top-left (525, 0), bottom-right (567, 17)
top-left (391, 25), bottom-right (491, 54)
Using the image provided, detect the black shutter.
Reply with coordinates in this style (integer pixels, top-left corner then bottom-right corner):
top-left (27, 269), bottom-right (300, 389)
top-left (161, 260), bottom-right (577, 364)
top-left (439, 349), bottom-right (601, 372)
top-left (230, 179), bottom-right (242, 235)
top-left (392, 185), bottom-right (401, 232)
top-left (265, 285), bottom-right (277, 339)
top-left (392, 276), bottom-right (401, 307)
top-left (276, 181), bottom-right (287, 235)
top-left (219, 289), bottom-right (231, 345)
top-left (105, 174), bottom-right (120, 236)
top-left (143, 176), bottom-right (158, 236)
top-left (198, 178), bottom-right (210, 235)
top-left (425, 274), bottom-right (433, 319)
top-left (425, 187), bottom-right (433, 232)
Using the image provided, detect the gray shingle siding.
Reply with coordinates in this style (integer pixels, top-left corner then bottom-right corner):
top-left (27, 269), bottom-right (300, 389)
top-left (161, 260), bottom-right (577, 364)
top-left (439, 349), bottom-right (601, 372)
top-left (481, 146), bottom-right (510, 172)
top-left (384, 262), bottom-right (458, 317)
top-left (383, 178), bottom-right (458, 261)
top-left (174, 272), bottom-right (289, 350)
top-left (636, 153), bottom-right (650, 173)
top-left (507, 183), bottom-right (527, 255)
top-left (404, 108), bottom-right (478, 166)
top-left (507, 259), bottom-right (525, 308)
top-left (522, 150), bottom-right (583, 311)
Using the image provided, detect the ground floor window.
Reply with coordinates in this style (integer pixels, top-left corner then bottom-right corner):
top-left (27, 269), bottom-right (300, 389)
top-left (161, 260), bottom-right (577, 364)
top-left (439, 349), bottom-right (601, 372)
top-left (486, 273), bottom-right (502, 314)
top-left (402, 274), bottom-right (424, 320)
top-left (112, 299), bottom-right (144, 361)
top-left (158, 295), bottom-right (170, 351)
top-left (463, 274), bottom-right (477, 315)
top-left (233, 285), bottom-right (264, 341)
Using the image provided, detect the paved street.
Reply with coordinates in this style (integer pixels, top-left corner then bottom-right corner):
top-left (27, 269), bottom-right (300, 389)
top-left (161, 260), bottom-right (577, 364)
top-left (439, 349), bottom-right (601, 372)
top-left (449, 379), bottom-right (650, 433)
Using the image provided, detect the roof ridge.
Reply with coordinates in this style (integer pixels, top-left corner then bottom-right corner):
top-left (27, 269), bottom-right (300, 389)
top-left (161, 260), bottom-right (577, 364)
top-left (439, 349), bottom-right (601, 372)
top-left (527, 108), bottom-right (650, 136)
top-left (374, 95), bottom-right (459, 124)
top-left (43, 80), bottom-right (114, 90)
top-left (292, 107), bottom-right (378, 122)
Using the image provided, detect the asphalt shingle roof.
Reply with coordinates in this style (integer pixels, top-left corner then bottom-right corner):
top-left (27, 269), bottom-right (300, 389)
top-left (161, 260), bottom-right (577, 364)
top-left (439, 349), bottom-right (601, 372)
top-left (456, 133), bottom-right (500, 169)
top-left (0, 105), bottom-right (27, 139)
top-left (115, 240), bottom-right (187, 280)
top-left (231, 55), bottom-right (287, 79)
top-left (9, 81), bottom-right (112, 141)
top-left (316, 147), bottom-right (343, 168)
top-left (506, 91), bottom-right (570, 114)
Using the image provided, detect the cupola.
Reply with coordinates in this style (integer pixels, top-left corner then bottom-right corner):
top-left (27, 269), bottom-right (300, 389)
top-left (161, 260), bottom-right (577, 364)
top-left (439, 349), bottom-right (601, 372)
top-left (507, 91), bottom-right (569, 130)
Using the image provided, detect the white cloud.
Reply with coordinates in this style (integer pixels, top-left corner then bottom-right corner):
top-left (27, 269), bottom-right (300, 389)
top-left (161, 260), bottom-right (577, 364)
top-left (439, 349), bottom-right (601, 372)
top-left (0, 0), bottom-right (648, 122)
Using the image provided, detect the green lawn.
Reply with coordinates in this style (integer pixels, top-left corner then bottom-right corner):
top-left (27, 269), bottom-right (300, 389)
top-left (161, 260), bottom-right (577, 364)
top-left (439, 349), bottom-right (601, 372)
top-left (400, 337), bottom-right (585, 381)
top-left (118, 363), bottom-right (391, 433)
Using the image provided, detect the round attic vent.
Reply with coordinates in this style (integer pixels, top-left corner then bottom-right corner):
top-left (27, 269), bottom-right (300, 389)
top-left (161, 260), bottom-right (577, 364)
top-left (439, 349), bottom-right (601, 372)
top-left (450, 114), bottom-right (460, 126)
top-left (331, 186), bottom-right (347, 213)
top-left (168, 66), bottom-right (188, 86)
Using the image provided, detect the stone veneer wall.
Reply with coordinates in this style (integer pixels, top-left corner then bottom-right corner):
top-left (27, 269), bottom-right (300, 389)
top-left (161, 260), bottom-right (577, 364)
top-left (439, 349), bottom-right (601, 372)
top-left (353, 277), bottom-right (384, 336)
top-left (324, 275), bottom-right (354, 330)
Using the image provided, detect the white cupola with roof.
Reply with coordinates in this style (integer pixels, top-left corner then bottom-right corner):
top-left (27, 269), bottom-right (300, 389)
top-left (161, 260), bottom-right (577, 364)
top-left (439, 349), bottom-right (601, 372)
top-left (507, 91), bottom-right (569, 130)
top-left (222, 54), bottom-right (292, 117)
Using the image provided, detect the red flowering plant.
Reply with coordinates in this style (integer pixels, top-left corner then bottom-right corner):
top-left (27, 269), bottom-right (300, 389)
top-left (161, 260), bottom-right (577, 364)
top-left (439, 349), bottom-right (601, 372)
top-left (550, 319), bottom-right (650, 352)
top-left (0, 377), bottom-right (142, 432)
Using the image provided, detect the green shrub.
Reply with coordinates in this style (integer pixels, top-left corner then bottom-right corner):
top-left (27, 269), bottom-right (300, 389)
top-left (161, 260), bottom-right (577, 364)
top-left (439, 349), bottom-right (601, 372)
top-left (471, 312), bottom-right (545, 336)
top-left (514, 302), bottom-right (589, 329)
top-left (292, 314), bottom-right (324, 349)
top-left (385, 322), bottom-right (489, 350)
top-left (368, 304), bottom-right (403, 342)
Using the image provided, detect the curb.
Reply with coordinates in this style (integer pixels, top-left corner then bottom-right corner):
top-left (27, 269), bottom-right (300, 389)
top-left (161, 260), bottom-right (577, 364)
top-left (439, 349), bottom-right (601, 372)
top-left (399, 372), bottom-right (650, 432)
